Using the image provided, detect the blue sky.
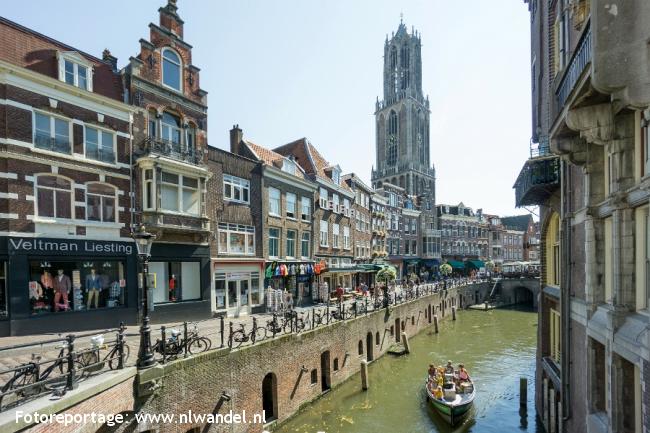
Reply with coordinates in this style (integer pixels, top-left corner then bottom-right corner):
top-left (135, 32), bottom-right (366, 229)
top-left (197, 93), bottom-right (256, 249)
top-left (4, 0), bottom-right (532, 217)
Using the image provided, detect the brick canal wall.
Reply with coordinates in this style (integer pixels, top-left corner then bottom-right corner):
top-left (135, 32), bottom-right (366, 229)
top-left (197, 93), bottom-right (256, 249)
top-left (8, 283), bottom-right (490, 433)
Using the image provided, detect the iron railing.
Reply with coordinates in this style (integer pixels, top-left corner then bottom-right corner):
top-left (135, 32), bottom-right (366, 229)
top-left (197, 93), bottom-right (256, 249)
top-left (140, 137), bottom-right (202, 165)
top-left (34, 135), bottom-right (71, 154)
top-left (556, 23), bottom-right (592, 113)
top-left (515, 156), bottom-right (560, 207)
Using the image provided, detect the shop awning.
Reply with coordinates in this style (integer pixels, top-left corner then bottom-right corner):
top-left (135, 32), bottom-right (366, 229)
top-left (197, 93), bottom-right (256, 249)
top-left (356, 264), bottom-right (383, 272)
top-left (421, 259), bottom-right (440, 266)
top-left (447, 260), bottom-right (465, 270)
top-left (466, 260), bottom-right (485, 269)
top-left (321, 267), bottom-right (359, 274)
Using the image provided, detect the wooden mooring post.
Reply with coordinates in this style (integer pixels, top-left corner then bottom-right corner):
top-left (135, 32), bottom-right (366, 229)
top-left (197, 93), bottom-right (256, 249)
top-left (520, 377), bottom-right (527, 407)
top-left (433, 315), bottom-right (439, 333)
top-left (452, 306), bottom-right (456, 320)
top-left (360, 360), bottom-right (369, 390)
top-left (401, 332), bottom-right (410, 354)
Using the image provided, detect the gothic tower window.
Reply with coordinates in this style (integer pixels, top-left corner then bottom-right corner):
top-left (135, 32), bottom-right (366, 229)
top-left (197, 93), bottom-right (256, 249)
top-left (387, 110), bottom-right (398, 166)
top-left (390, 46), bottom-right (398, 96)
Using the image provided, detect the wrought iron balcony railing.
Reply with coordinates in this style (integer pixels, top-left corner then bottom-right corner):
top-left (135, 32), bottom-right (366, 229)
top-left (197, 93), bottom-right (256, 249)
top-left (139, 137), bottom-right (202, 165)
top-left (514, 155), bottom-right (560, 207)
top-left (34, 135), bottom-right (71, 154)
top-left (555, 23), bottom-right (592, 113)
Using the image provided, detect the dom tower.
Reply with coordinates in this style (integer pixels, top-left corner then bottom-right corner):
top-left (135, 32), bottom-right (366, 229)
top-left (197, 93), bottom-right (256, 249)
top-left (372, 19), bottom-right (441, 261)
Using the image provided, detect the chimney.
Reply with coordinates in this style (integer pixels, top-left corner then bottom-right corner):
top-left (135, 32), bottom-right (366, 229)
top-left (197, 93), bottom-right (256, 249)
top-left (230, 124), bottom-right (243, 155)
top-left (102, 49), bottom-right (118, 72)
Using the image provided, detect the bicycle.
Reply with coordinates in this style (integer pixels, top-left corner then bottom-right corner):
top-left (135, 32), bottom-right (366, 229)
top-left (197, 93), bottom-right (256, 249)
top-left (0, 340), bottom-right (85, 409)
top-left (228, 322), bottom-right (266, 349)
top-left (77, 334), bottom-right (130, 373)
top-left (152, 324), bottom-right (211, 359)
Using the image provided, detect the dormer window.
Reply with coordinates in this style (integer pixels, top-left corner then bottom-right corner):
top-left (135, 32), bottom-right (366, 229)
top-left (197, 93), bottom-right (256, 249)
top-left (57, 52), bottom-right (93, 91)
top-left (282, 159), bottom-right (296, 175)
top-left (162, 48), bottom-right (182, 91)
top-left (332, 168), bottom-right (341, 185)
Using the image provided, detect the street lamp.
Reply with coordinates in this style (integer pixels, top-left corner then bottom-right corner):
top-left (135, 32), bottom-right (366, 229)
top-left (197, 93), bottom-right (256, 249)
top-left (132, 224), bottom-right (156, 369)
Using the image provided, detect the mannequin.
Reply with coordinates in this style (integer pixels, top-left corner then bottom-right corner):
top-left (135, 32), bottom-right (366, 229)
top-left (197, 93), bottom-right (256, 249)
top-left (85, 268), bottom-right (101, 309)
top-left (40, 270), bottom-right (54, 309)
top-left (52, 269), bottom-right (71, 311)
top-left (169, 274), bottom-right (177, 302)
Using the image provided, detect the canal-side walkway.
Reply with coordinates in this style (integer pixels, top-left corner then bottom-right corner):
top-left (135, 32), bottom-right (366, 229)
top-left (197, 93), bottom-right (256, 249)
top-left (0, 278), bottom-right (484, 413)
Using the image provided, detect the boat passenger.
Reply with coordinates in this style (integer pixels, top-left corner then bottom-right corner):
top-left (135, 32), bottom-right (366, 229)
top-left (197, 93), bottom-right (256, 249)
top-left (445, 360), bottom-right (454, 374)
top-left (428, 364), bottom-right (436, 378)
top-left (433, 385), bottom-right (444, 399)
top-left (458, 364), bottom-right (470, 381)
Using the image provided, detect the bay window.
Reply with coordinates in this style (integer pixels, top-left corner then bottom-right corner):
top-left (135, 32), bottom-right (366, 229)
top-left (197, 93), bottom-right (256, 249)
top-left (36, 175), bottom-right (72, 219)
top-left (286, 193), bottom-right (296, 218)
top-left (85, 126), bottom-right (115, 163)
top-left (217, 223), bottom-right (255, 255)
top-left (286, 230), bottom-right (296, 258)
top-left (86, 183), bottom-right (116, 222)
top-left (269, 187), bottom-right (280, 216)
top-left (223, 174), bottom-right (250, 204)
top-left (34, 112), bottom-right (70, 154)
top-left (160, 171), bottom-right (199, 215)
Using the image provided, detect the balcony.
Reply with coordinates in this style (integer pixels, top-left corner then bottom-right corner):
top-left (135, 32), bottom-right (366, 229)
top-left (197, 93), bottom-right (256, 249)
top-left (555, 22), bottom-right (592, 116)
top-left (138, 137), bottom-right (203, 165)
top-left (142, 211), bottom-right (210, 236)
top-left (514, 139), bottom-right (560, 207)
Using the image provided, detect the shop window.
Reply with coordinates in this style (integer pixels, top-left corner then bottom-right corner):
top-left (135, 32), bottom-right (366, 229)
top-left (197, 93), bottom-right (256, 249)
top-left (301, 197), bottom-right (311, 221)
top-left (286, 230), bottom-right (296, 258)
top-left (269, 187), bottom-right (280, 216)
top-left (0, 262), bottom-right (6, 319)
top-left (223, 174), bottom-right (250, 204)
top-left (269, 228), bottom-right (280, 258)
top-left (36, 175), bottom-right (72, 219)
top-left (85, 126), bottom-right (115, 163)
top-left (301, 232), bottom-right (310, 258)
top-left (217, 223), bottom-right (255, 255)
top-left (161, 171), bottom-right (199, 215)
top-left (162, 48), bottom-right (182, 91)
top-left (286, 193), bottom-right (296, 218)
top-left (34, 112), bottom-right (71, 154)
top-left (29, 260), bottom-right (126, 314)
top-left (86, 183), bottom-right (116, 222)
top-left (149, 261), bottom-right (201, 304)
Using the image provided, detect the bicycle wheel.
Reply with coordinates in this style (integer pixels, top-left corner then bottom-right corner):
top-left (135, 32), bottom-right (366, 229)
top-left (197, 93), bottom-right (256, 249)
top-left (108, 344), bottom-right (131, 370)
top-left (77, 350), bottom-right (101, 375)
top-left (228, 331), bottom-right (247, 349)
top-left (253, 326), bottom-right (266, 342)
top-left (188, 337), bottom-right (211, 354)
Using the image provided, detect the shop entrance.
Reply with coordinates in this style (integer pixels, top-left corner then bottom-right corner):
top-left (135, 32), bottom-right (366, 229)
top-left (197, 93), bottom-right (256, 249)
top-left (226, 280), bottom-right (249, 317)
top-left (214, 270), bottom-right (261, 317)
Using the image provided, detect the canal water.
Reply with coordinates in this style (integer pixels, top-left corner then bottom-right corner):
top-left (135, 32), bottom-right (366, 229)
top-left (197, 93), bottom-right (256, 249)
top-left (276, 307), bottom-right (542, 433)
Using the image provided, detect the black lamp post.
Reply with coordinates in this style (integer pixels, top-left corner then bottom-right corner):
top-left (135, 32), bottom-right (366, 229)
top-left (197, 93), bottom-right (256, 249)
top-left (132, 224), bottom-right (157, 369)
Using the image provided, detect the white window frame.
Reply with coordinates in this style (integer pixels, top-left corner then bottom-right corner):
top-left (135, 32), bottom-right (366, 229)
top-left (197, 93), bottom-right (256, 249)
top-left (269, 227), bottom-right (280, 258)
top-left (223, 174), bottom-right (250, 204)
top-left (301, 197), bottom-right (311, 222)
top-left (319, 187), bottom-right (328, 208)
top-left (286, 192), bottom-right (297, 219)
top-left (343, 226), bottom-right (350, 250)
top-left (160, 171), bottom-right (200, 216)
top-left (320, 220), bottom-right (328, 247)
top-left (282, 159), bottom-right (296, 175)
top-left (332, 194), bottom-right (340, 213)
top-left (33, 111), bottom-right (72, 155)
top-left (85, 182), bottom-right (117, 223)
top-left (301, 232), bottom-right (310, 258)
top-left (286, 229), bottom-right (296, 258)
top-left (34, 174), bottom-right (74, 220)
top-left (217, 223), bottom-right (255, 255)
top-left (57, 51), bottom-right (93, 91)
top-left (161, 47), bottom-right (183, 92)
top-left (143, 168), bottom-right (155, 211)
top-left (332, 223), bottom-right (340, 248)
top-left (84, 125), bottom-right (116, 164)
top-left (269, 187), bottom-right (281, 216)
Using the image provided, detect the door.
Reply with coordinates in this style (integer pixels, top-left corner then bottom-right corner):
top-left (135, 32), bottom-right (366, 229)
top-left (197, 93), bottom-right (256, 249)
top-left (320, 351), bottom-right (331, 392)
top-left (226, 280), bottom-right (251, 317)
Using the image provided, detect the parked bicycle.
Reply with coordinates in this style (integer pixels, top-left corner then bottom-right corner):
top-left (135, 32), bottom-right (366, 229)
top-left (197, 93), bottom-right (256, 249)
top-left (77, 334), bottom-right (130, 373)
top-left (0, 339), bottom-right (85, 409)
top-left (152, 323), bottom-right (211, 359)
top-left (229, 322), bottom-right (266, 349)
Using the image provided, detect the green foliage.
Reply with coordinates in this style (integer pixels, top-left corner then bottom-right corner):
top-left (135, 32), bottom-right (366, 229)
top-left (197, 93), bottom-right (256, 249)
top-left (377, 266), bottom-right (397, 284)
top-left (440, 263), bottom-right (452, 276)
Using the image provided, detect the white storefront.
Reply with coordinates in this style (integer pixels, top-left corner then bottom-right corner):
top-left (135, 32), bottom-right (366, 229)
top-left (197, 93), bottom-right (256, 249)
top-left (212, 259), bottom-right (264, 317)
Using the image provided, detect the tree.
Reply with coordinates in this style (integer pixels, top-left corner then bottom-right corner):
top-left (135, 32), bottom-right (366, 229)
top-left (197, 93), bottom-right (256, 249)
top-left (485, 260), bottom-right (495, 272)
top-left (440, 263), bottom-right (452, 276)
top-left (377, 266), bottom-right (397, 285)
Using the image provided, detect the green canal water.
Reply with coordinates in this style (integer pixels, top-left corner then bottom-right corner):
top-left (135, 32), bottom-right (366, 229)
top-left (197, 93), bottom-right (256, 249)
top-left (276, 307), bottom-right (542, 433)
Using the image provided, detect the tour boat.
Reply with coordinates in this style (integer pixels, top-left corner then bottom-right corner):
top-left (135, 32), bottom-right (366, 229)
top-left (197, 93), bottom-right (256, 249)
top-left (425, 371), bottom-right (476, 426)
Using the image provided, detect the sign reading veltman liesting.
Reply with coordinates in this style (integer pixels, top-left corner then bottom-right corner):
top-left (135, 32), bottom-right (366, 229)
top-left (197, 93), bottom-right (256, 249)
top-left (8, 238), bottom-right (134, 255)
